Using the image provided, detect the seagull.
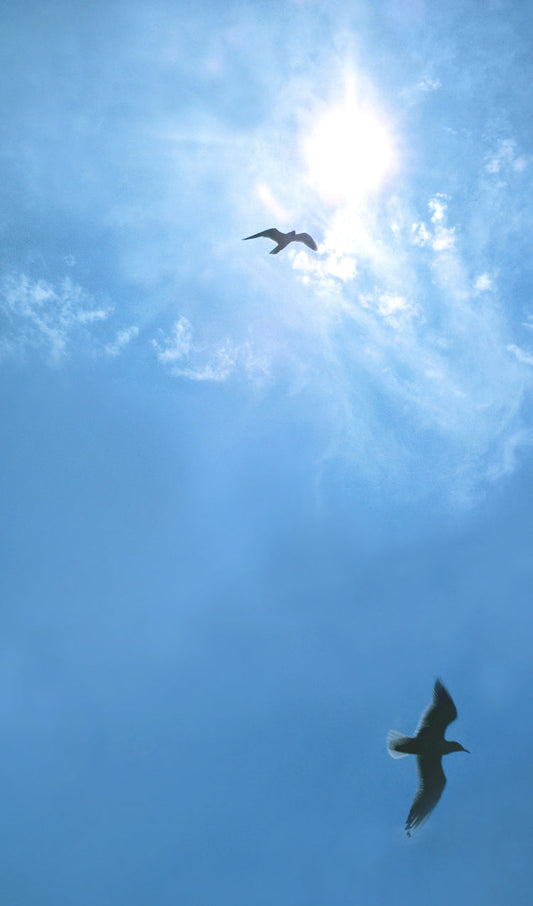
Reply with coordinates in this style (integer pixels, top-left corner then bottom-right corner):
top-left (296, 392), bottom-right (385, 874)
top-left (387, 679), bottom-right (469, 836)
top-left (242, 228), bottom-right (318, 255)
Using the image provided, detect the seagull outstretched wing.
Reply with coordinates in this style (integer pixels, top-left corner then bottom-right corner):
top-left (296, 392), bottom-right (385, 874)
top-left (416, 679), bottom-right (458, 740)
top-left (243, 229), bottom-right (286, 243)
top-left (406, 755), bottom-right (446, 836)
top-left (294, 232), bottom-right (318, 251)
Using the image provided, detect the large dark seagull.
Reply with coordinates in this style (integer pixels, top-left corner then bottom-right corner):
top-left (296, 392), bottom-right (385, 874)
top-left (242, 228), bottom-right (318, 255)
top-left (387, 679), bottom-right (469, 836)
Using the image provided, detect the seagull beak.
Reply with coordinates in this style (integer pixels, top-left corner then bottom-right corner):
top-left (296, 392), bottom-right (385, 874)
top-left (463, 747), bottom-right (470, 753)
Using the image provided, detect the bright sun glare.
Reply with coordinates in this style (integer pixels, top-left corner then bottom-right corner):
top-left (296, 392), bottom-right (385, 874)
top-left (305, 101), bottom-right (395, 204)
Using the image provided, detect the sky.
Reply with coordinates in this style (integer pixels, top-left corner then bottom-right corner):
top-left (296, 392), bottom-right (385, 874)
top-left (1, 0), bottom-right (533, 903)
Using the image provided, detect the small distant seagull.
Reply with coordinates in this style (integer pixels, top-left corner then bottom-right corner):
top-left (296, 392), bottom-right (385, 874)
top-left (387, 679), bottom-right (469, 836)
top-left (242, 228), bottom-right (318, 255)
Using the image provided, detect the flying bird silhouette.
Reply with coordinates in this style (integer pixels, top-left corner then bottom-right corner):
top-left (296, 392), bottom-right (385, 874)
top-left (242, 228), bottom-right (318, 255)
top-left (387, 679), bottom-right (469, 836)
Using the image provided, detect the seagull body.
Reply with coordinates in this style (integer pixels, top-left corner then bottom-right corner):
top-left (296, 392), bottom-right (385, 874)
top-left (242, 228), bottom-right (318, 255)
top-left (387, 679), bottom-right (469, 836)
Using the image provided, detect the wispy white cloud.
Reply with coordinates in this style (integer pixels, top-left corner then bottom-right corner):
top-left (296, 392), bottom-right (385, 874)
top-left (152, 316), bottom-right (235, 381)
top-left (485, 139), bottom-right (528, 176)
top-left (474, 273), bottom-right (494, 293)
top-left (507, 344), bottom-right (533, 368)
top-left (152, 316), bottom-right (269, 383)
top-left (77, 309), bottom-right (110, 325)
top-left (105, 325), bottom-right (140, 356)
top-left (152, 317), bottom-right (192, 366)
top-left (0, 274), bottom-right (111, 365)
top-left (418, 76), bottom-right (441, 92)
top-left (412, 196), bottom-right (456, 252)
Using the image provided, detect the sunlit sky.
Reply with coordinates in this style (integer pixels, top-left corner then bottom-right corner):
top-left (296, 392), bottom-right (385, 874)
top-left (1, 0), bottom-right (533, 903)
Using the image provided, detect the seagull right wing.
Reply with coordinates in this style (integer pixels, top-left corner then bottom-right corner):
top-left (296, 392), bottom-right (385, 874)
top-left (242, 228), bottom-right (285, 242)
top-left (294, 232), bottom-right (318, 251)
top-left (405, 755), bottom-right (446, 835)
top-left (416, 679), bottom-right (458, 739)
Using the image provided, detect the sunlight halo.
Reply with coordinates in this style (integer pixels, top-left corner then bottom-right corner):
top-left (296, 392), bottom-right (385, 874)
top-left (305, 100), bottom-right (395, 205)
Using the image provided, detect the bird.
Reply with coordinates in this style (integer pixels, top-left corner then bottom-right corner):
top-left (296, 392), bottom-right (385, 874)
top-left (242, 228), bottom-right (318, 255)
top-left (387, 679), bottom-right (469, 836)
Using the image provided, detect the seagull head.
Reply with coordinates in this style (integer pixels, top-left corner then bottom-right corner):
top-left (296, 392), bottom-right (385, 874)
top-left (446, 741), bottom-right (470, 754)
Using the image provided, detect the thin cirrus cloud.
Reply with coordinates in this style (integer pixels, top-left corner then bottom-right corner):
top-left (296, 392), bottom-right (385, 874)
top-left (151, 316), bottom-right (268, 384)
top-left (105, 326), bottom-right (140, 357)
top-left (0, 273), bottom-right (110, 365)
top-left (485, 139), bottom-right (528, 176)
top-left (507, 344), bottom-right (533, 368)
top-left (474, 273), bottom-right (494, 293)
top-left (151, 316), bottom-right (235, 382)
top-left (418, 76), bottom-right (442, 92)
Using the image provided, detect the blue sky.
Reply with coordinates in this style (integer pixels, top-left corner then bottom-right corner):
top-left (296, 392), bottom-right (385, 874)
top-left (1, 0), bottom-right (533, 902)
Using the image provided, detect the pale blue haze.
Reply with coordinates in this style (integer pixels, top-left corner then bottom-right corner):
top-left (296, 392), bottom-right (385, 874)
top-left (1, 1), bottom-right (533, 903)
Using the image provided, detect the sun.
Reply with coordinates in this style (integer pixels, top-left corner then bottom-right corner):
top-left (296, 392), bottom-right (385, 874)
top-left (305, 100), bottom-right (395, 204)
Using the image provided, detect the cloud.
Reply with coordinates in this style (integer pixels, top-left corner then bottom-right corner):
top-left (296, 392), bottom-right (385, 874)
top-left (418, 76), bottom-right (441, 92)
top-left (0, 274), bottom-right (111, 365)
top-left (105, 325), bottom-right (140, 356)
top-left (77, 309), bottom-right (110, 325)
top-left (152, 317), bottom-right (235, 382)
top-left (507, 344), bottom-right (533, 368)
top-left (152, 316), bottom-right (272, 385)
top-left (474, 273), bottom-right (494, 293)
top-left (485, 139), bottom-right (528, 176)
top-left (152, 317), bottom-right (192, 366)
top-left (412, 196), bottom-right (456, 252)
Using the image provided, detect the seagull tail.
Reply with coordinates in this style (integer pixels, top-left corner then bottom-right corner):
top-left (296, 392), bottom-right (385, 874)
top-left (387, 730), bottom-right (413, 758)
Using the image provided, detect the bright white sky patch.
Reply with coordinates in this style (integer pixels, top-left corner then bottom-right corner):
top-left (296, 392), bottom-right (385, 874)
top-left (305, 96), bottom-right (395, 204)
top-left (256, 183), bottom-right (289, 222)
top-left (376, 293), bottom-right (410, 317)
top-left (474, 273), bottom-right (494, 293)
top-left (432, 227), bottom-right (456, 252)
top-left (323, 252), bottom-right (358, 282)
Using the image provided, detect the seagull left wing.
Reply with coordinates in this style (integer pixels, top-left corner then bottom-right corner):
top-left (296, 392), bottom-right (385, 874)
top-left (405, 755), bottom-right (446, 835)
top-left (243, 229), bottom-right (285, 242)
